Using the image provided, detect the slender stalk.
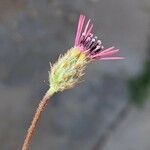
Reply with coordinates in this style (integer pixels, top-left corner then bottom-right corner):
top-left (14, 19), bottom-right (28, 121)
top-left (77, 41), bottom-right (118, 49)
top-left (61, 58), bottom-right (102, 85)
top-left (22, 88), bottom-right (55, 150)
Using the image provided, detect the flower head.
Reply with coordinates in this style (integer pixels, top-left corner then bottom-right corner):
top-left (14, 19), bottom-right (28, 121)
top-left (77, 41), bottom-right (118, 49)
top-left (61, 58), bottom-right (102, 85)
top-left (74, 14), bottom-right (124, 60)
top-left (49, 15), bottom-right (123, 92)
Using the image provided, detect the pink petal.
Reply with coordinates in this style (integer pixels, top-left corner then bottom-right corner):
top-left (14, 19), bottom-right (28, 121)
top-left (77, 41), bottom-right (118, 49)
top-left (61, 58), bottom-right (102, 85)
top-left (83, 19), bottom-right (90, 34)
top-left (92, 49), bottom-right (120, 58)
top-left (78, 16), bottom-right (85, 43)
top-left (75, 15), bottom-right (85, 46)
top-left (85, 24), bottom-right (93, 38)
top-left (74, 15), bottom-right (82, 46)
top-left (99, 57), bottom-right (125, 60)
top-left (100, 46), bottom-right (115, 54)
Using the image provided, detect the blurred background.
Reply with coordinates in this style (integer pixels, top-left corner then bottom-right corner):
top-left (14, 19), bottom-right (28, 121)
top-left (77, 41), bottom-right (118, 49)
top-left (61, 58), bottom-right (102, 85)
top-left (0, 0), bottom-right (150, 149)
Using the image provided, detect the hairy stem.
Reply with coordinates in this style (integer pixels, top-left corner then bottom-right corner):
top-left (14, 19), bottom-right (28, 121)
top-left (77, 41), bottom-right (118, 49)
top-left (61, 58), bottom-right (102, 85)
top-left (22, 88), bottom-right (55, 150)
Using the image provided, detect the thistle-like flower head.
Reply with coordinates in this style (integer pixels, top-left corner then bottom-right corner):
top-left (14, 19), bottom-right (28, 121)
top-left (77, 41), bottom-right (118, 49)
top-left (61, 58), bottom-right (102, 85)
top-left (49, 15), bottom-right (123, 93)
top-left (74, 15), bottom-right (124, 60)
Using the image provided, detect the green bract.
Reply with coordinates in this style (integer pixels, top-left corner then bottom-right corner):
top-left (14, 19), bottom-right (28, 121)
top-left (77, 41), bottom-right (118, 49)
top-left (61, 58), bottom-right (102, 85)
top-left (49, 47), bottom-right (88, 92)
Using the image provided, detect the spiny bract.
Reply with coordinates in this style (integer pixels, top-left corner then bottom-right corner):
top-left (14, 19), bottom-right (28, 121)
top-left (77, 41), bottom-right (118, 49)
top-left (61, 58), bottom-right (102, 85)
top-left (49, 47), bottom-right (88, 92)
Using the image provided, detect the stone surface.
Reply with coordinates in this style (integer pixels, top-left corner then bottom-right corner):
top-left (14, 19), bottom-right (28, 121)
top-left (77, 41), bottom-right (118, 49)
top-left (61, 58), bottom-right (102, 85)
top-left (102, 100), bottom-right (150, 150)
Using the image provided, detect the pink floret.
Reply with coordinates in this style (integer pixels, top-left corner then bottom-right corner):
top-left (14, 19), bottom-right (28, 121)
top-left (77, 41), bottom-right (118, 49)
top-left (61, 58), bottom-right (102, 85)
top-left (74, 15), bottom-right (124, 60)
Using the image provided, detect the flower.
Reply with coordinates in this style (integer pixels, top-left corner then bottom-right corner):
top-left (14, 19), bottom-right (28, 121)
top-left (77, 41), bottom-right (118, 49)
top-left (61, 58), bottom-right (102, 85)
top-left (49, 14), bottom-right (123, 92)
top-left (74, 14), bottom-right (124, 60)
top-left (22, 15), bottom-right (124, 150)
